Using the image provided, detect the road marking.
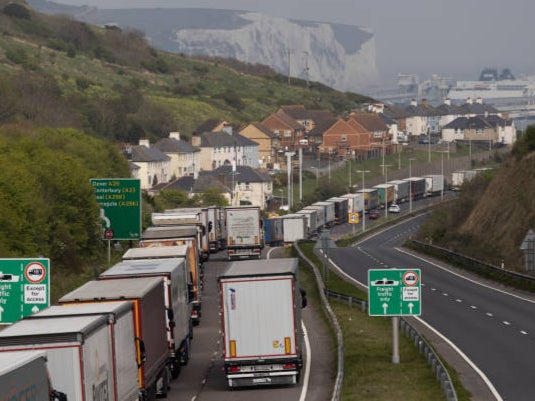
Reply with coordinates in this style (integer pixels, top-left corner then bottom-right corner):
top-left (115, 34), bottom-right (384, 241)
top-left (470, 305), bottom-right (478, 310)
top-left (486, 312), bottom-right (493, 317)
top-left (503, 321), bottom-right (511, 326)
top-left (456, 299), bottom-right (463, 303)
top-left (299, 321), bottom-right (312, 401)
top-left (442, 293), bottom-right (449, 296)
top-left (327, 248), bottom-right (504, 401)
top-left (520, 331), bottom-right (528, 335)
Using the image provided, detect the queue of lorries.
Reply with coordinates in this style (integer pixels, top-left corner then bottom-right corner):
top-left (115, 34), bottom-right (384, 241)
top-left (1, 167), bottom-right (487, 398)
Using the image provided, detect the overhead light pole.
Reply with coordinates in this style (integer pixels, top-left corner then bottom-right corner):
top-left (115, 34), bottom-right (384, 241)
top-left (438, 151), bottom-right (449, 202)
top-left (356, 170), bottom-right (370, 232)
top-left (381, 164), bottom-right (393, 218)
top-left (285, 151), bottom-right (295, 210)
top-left (408, 158), bottom-right (416, 213)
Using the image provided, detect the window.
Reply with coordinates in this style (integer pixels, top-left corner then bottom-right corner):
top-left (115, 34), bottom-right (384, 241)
top-left (284, 130), bottom-right (292, 137)
top-left (341, 135), bottom-right (347, 141)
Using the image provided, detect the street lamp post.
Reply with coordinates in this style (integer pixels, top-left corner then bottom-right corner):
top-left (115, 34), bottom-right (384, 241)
top-left (348, 159), bottom-right (352, 192)
top-left (356, 170), bottom-right (370, 233)
top-left (408, 158), bottom-right (416, 213)
top-left (381, 164), bottom-right (393, 218)
top-left (285, 151), bottom-right (295, 210)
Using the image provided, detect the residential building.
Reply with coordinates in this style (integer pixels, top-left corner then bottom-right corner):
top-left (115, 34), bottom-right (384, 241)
top-left (191, 128), bottom-right (259, 171)
top-left (127, 138), bottom-right (170, 189)
top-left (319, 118), bottom-right (365, 159)
top-left (239, 122), bottom-right (280, 168)
top-left (262, 110), bottom-right (305, 153)
top-left (153, 132), bottom-right (200, 179)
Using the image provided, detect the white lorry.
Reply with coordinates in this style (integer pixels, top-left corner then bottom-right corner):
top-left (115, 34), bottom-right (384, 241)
top-left (0, 314), bottom-right (123, 401)
top-left (59, 276), bottom-right (170, 400)
top-left (280, 214), bottom-right (308, 244)
top-left (225, 206), bottom-right (264, 260)
top-left (27, 302), bottom-right (139, 401)
top-left (101, 255), bottom-right (193, 378)
top-left (0, 351), bottom-right (67, 401)
top-left (218, 258), bottom-right (306, 388)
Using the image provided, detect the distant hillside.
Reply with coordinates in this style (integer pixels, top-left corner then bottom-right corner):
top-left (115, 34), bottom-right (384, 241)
top-left (28, 0), bottom-right (380, 92)
top-left (0, 1), bottom-right (372, 142)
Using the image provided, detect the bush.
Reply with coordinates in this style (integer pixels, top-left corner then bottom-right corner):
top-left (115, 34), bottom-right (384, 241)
top-left (3, 3), bottom-right (31, 20)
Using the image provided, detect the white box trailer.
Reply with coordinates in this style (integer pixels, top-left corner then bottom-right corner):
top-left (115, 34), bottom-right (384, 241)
top-left (302, 206), bottom-right (325, 229)
top-left (225, 206), bottom-right (264, 260)
top-left (423, 174), bottom-right (445, 196)
top-left (28, 302), bottom-right (138, 401)
top-left (100, 256), bottom-right (192, 379)
top-left (0, 351), bottom-right (67, 401)
top-left (280, 214), bottom-right (308, 243)
top-left (311, 201), bottom-right (336, 227)
top-left (451, 170), bottom-right (477, 189)
top-left (387, 180), bottom-right (410, 203)
top-left (137, 238), bottom-right (203, 325)
top-left (296, 208), bottom-right (319, 234)
top-left (340, 193), bottom-right (365, 214)
top-left (218, 258), bottom-right (305, 388)
top-left (59, 277), bottom-right (169, 400)
top-left (0, 314), bottom-right (118, 401)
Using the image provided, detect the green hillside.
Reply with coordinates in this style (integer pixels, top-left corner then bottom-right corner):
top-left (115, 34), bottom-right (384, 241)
top-left (0, 0), bottom-right (372, 142)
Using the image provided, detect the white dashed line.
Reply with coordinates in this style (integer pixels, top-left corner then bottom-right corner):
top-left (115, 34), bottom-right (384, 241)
top-left (520, 330), bottom-right (528, 335)
top-left (503, 321), bottom-right (511, 326)
top-left (456, 299), bottom-right (462, 303)
top-left (442, 293), bottom-right (449, 296)
top-left (486, 312), bottom-right (494, 317)
top-left (470, 305), bottom-right (478, 310)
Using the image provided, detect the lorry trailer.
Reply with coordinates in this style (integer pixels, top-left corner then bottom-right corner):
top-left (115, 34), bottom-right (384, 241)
top-left (218, 258), bottom-right (305, 388)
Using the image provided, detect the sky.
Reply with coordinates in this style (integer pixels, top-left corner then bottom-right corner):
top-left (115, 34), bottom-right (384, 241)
top-left (53, 0), bottom-right (535, 86)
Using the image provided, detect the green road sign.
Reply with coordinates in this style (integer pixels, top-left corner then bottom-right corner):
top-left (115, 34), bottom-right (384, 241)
top-left (91, 178), bottom-right (141, 240)
top-left (368, 269), bottom-right (421, 316)
top-left (0, 258), bottom-right (50, 324)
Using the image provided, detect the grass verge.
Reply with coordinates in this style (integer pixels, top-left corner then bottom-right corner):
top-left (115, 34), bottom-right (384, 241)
top-left (296, 242), bottom-right (471, 401)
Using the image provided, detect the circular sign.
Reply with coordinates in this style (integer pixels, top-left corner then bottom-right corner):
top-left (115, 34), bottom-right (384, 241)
top-left (24, 262), bottom-right (46, 283)
top-left (104, 229), bottom-right (114, 239)
top-left (403, 271), bottom-right (419, 286)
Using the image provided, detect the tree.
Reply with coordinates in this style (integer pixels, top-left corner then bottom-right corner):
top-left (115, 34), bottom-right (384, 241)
top-left (199, 187), bottom-right (229, 206)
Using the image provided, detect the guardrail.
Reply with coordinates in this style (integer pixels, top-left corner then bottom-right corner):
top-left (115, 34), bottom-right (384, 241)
top-left (294, 242), bottom-right (344, 401)
top-left (323, 288), bottom-right (458, 401)
top-left (408, 240), bottom-right (535, 293)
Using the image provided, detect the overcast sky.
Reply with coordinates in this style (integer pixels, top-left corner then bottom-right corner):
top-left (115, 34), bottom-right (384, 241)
top-left (53, 0), bottom-right (535, 85)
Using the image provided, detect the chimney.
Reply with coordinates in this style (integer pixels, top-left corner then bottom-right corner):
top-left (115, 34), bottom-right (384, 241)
top-left (410, 99), bottom-right (417, 107)
top-left (222, 124), bottom-right (233, 135)
top-left (191, 135), bottom-right (201, 147)
top-left (139, 138), bottom-right (150, 148)
top-left (476, 97), bottom-right (483, 104)
top-left (169, 132), bottom-right (180, 140)
top-left (466, 97), bottom-right (473, 105)
top-left (444, 98), bottom-right (451, 106)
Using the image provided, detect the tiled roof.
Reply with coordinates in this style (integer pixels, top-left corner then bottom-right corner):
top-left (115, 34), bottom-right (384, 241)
top-left (212, 165), bottom-right (271, 183)
top-left (193, 119), bottom-right (225, 135)
top-left (197, 131), bottom-right (258, 148)
top-left (279, 105), bottom-right (308, 119)
top-left (153, 137), bottom-right (200, 153)
top-left (307, 111), bottom-right (338, 136)
top-left (443, 116), bottom-right (493, 130)
top-left (348, 111), bottom-right (388, 131)
top-left (243, 122), bottom-right (278, 139)
top-left (131, 145), bottom-right (170, 163)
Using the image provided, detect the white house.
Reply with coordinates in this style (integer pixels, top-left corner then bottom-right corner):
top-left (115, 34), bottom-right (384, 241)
top-left (128, 138), bottom-right (171, 189)
top-left (154, 132), bottom-right (201, 179)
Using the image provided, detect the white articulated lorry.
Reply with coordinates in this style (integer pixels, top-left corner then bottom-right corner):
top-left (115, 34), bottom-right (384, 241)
top-left (218, 258), bottom-right (306, 388)
top-left (101, 255), bottom-right (193, 379)
top-left (224, 206), bottom-right (264, 260)
top-left (59, 277), bottom-right (170, 400)
top-left (0, 350), bottom-right (68, 401)
top-left (0, 314), bottom-right (120, 401)
top-left (27, 302), bottom-right (139, 401)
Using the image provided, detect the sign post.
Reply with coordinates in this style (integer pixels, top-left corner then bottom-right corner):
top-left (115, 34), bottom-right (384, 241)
top-left (348, 212), bottom-right (359, 236)
top-left (0, 258), bottom-right (50, 324)
top-left (90, 178), bottom-right (141, 265)
top-left (368, 268), bottom-right (421, 363)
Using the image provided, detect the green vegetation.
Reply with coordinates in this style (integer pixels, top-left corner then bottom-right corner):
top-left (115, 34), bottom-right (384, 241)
top-left (0, 2), bottom-right (372, 143)
top-left (296, 242), bottom-right (471, 401)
